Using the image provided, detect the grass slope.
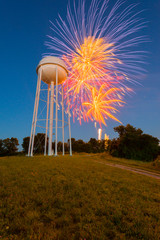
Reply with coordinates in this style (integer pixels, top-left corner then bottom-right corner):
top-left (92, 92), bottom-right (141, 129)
top-left (0, 154), bottom-right (160, 240)
top-left (91, 153), bottom-right (160, 174)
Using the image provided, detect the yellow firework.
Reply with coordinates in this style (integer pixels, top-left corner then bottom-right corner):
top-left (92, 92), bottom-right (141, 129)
top-left (83, 85), bottom-right (124, 126)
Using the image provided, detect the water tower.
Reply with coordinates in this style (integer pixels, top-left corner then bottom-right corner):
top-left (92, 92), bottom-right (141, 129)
top-left (28, 56), bottom-right (72, 156)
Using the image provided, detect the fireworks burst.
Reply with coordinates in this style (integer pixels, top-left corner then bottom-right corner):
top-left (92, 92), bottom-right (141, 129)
top-left (83, 85), bottom-right (124, 126)
top-left (45, 0), bottom-right (146, 126)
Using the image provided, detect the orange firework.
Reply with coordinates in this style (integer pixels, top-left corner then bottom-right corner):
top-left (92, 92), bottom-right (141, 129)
top-left (63, 36), bottom-right (122, 94)
top-left (83, 85), bottom-right (124, 126)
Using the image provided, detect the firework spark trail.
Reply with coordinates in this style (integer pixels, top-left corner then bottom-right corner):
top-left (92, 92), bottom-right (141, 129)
top-left (45, 0), bottom-right (146, 125)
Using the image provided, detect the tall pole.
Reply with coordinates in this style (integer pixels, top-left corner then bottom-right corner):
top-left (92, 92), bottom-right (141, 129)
top-left (29, 70), bottom-right (42, 157)
top-left (48, 81), bottom-right (54, 155)
top-left (67, 79), bottom-right (72, 156)
top-left (44, 85), bottom-right (50, 155)
top-left (62, 84), bottom-right (65, 155)
top-left (55, 67), bottom-right (58, 156)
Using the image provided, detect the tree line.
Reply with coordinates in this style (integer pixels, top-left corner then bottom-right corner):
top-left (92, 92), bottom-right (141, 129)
top-left (0, 124), bottom-right (159, 161)
top-left (22, 134), bottom-right (106, 154)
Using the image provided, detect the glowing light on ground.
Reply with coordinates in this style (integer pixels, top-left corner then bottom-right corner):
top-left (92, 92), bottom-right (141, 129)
top-left (98, 128), bottom-right (102, 141)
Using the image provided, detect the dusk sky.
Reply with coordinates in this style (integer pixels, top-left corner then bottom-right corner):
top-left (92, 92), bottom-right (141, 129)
top-left (0, 0), bottom-right (160, 146)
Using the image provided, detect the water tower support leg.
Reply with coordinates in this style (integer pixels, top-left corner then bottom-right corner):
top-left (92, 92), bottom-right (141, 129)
top-left (55, 67), bottom-right (58, 156)
top-left (48, 81), bottom-right (54, 156)
top-left (62, 84), bottom-right (65, 155)
top-left (44, 85), bottom-right (50, 155)
top-left (67, 80), bottom-right (72, 156)
top-left (30, 70), bottom-right (42, 156)
top-left (28, 78), bottom-right (39, 156)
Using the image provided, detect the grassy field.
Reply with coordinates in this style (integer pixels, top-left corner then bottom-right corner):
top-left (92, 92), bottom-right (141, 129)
top-left (0, 154), bottom-right (160, 240)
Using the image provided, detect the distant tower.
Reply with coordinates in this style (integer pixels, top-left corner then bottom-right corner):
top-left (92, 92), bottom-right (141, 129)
top-left (28, 56), bottom-right (72, 156)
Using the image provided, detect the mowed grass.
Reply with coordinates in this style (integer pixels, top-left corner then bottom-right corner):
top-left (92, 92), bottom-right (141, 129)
top-left (0, 154), bottom-right (160, 240)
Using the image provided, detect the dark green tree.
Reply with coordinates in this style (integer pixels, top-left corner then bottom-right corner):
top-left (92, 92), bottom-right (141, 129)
top-left (75, 139), bottom-right (86, 152)
top-left (22, 134), bottom-right (48, 154)
top-left (71, 138), bottom-right (76, 151)
top-left (88, 138), bottom-right (105, 153)
top-left (69, 138), bottom-right (86, 152)
top-left (0, 139), bottom-right (4, 155)
top-left (57, 141), bottom-right (62, 152)
top-left (139, 134), bottom-right (159, 161)
top-left (108, 124), bottom-right (159, 161)
top-left (22, 137), bottom-right (30, 154)
top-left (34, 133), bottom-right (46, 154)
top-left (2, 138), bottom-right (19, 155)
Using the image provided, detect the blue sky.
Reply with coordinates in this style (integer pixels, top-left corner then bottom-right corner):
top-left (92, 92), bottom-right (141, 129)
top-left (0, 0), bottom-right (160, 146)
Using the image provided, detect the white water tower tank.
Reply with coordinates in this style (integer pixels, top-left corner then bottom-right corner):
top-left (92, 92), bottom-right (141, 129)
top-left (36, 56), bottom-right (68, 84)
